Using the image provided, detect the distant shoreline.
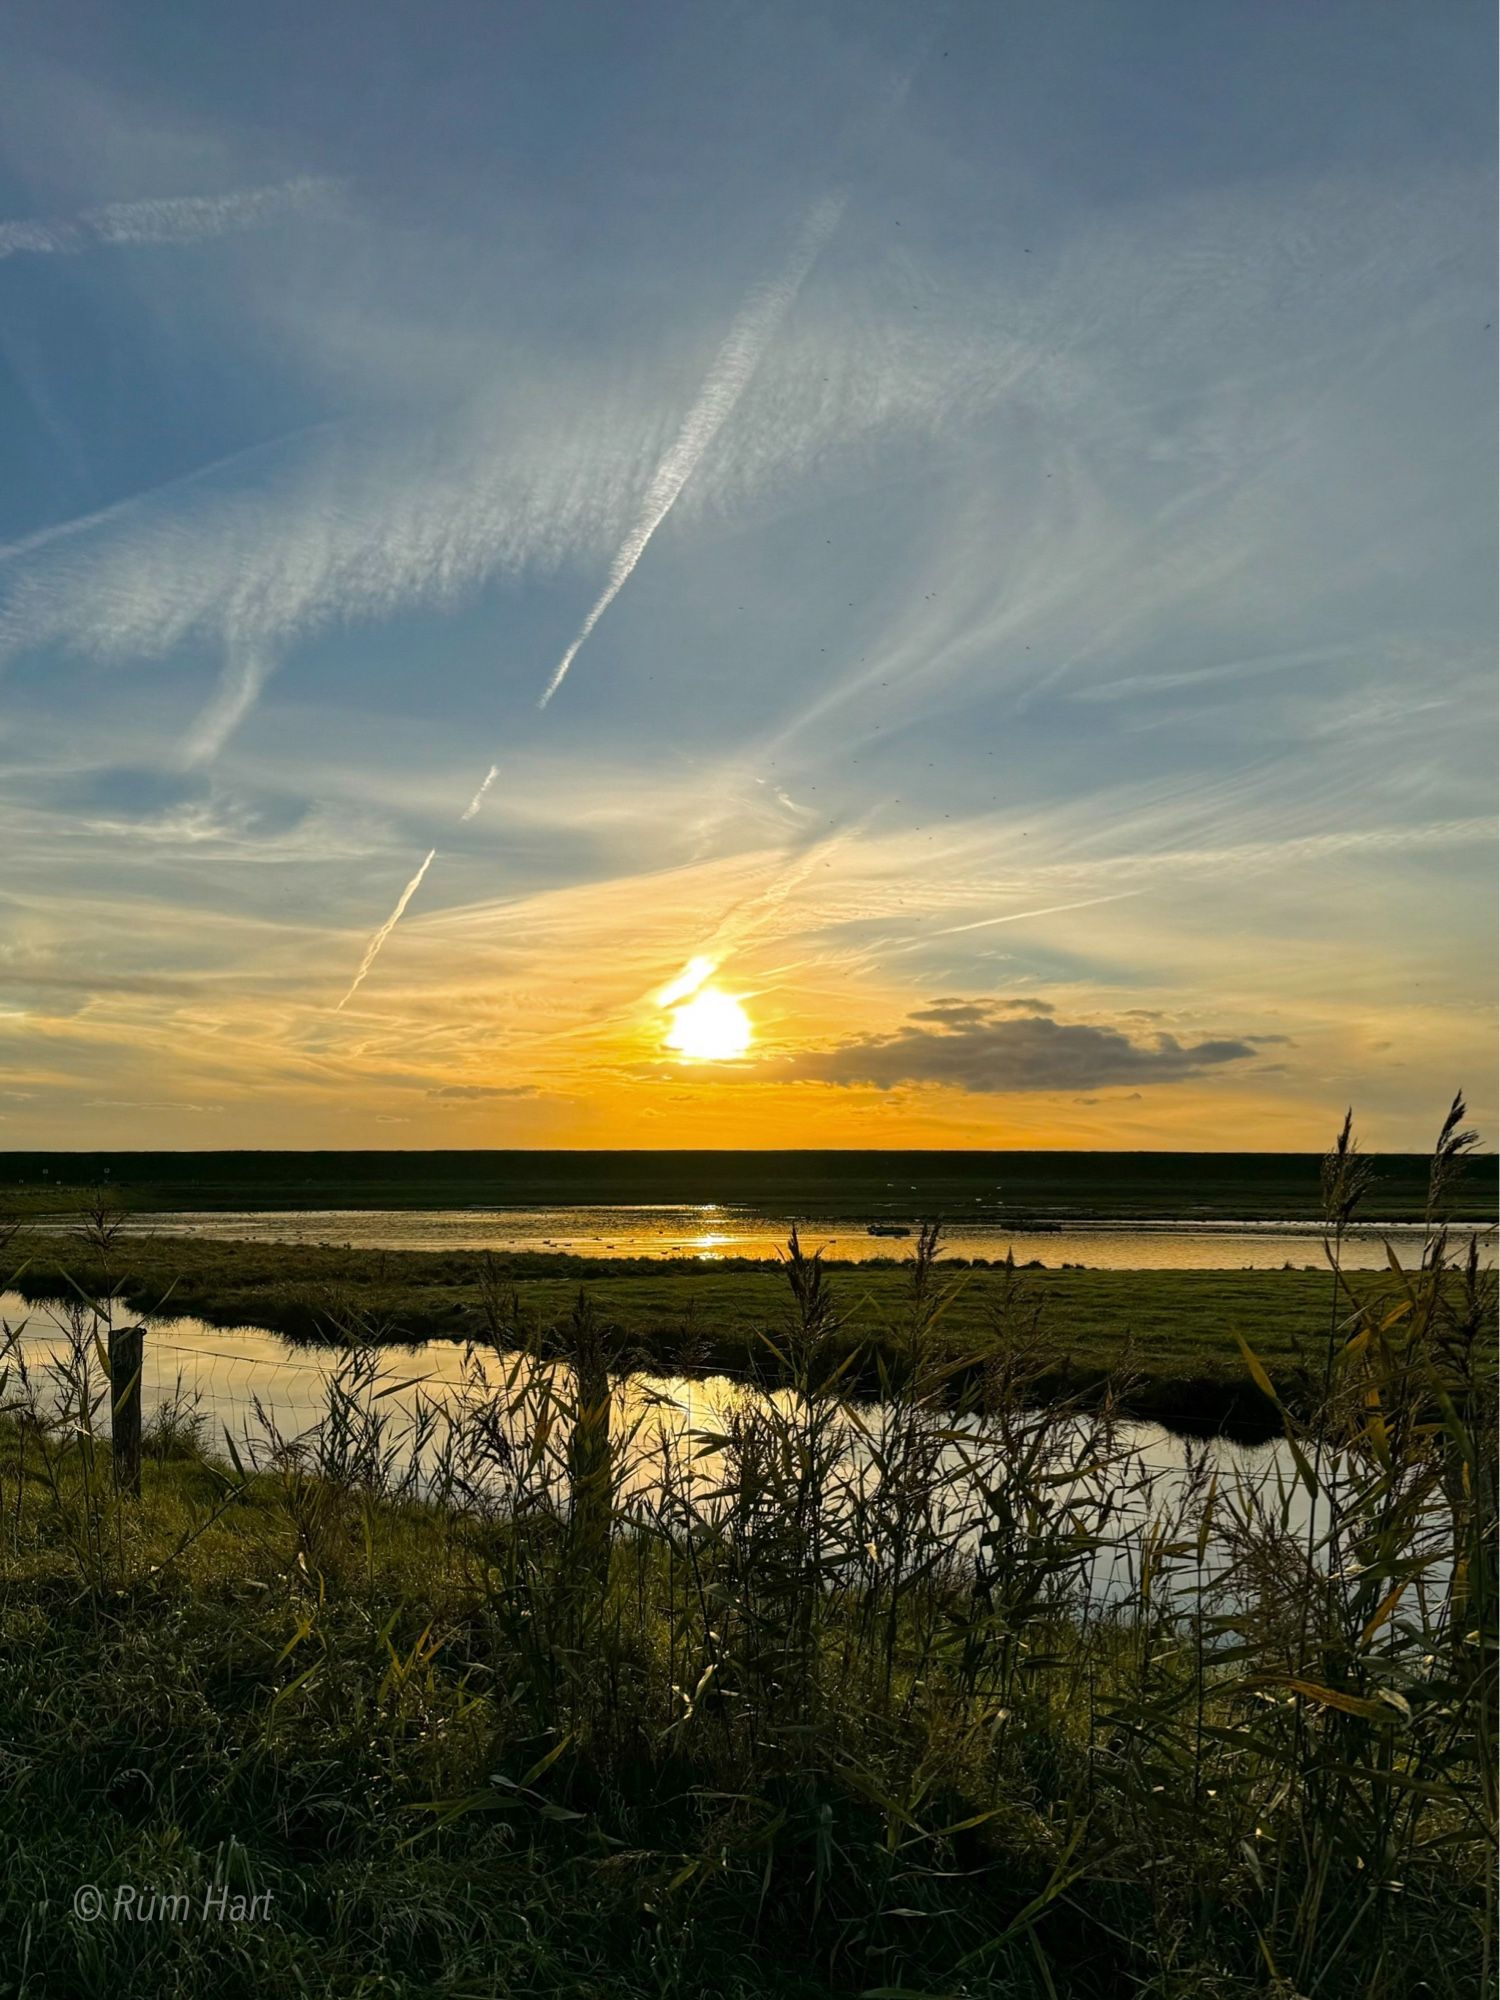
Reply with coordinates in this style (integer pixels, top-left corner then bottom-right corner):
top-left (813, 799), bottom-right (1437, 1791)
top-left (3, 1146), bottom-right (1495, 1225)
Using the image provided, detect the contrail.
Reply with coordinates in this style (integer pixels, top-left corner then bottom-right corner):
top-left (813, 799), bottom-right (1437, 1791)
top-left (0, 176), bottom-right (347, 260)
top-left (933, 891), bottom-right (1140, 937)
top-left (460, 767), bottom-right (499, 820)
top-left (0, 421), bottom-right (334, 568)
top-left (338, 192), bottom-right (845, 1006)
top-left (337, 848), bottom-right (438, 1009)
top-left (537, 189), bottom-right (846, 709)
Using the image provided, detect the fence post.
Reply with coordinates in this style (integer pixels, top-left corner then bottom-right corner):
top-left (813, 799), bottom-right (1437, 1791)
top-left (109, 1322), bottom-right (145, 1499)
top-left (566, 1299), bottom-right (613, 1591)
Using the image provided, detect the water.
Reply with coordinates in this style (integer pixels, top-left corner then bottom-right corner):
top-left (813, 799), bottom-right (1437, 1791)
top-left (33, 1205), bottom-right (1493, 1270)
top-left (1, 1287), bottom-right (1317, 1607)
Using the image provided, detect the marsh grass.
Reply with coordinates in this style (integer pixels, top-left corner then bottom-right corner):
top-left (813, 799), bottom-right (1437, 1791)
top-left (0, 1107), bottom-right (1493, 1998)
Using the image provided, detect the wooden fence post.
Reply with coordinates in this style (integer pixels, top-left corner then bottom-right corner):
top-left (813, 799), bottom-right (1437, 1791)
top-left (566, 1299), bottom-right (613, 1591)
top-left (109, 1322), bottom-right (145, 1499)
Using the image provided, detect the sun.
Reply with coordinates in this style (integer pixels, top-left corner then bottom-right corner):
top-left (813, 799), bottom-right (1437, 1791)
top-left (666, 986), bottom-right (753, 1062)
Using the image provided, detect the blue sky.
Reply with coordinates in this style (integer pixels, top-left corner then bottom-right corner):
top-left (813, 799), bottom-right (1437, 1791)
top-left (0, 0), bottom-right (1494, 1150)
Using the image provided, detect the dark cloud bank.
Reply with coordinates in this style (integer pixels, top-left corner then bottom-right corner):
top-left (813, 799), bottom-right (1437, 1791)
top-left (785, 997), bottom-right (1263, 1095)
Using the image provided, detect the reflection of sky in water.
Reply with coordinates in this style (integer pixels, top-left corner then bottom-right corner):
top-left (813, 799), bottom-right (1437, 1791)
top-left (5, 1287), bottom-right (1402, 1611)
top-left (31, 1208), bottom-right (1494, 1272)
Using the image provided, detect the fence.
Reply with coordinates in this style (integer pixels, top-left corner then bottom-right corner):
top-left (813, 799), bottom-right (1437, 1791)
top-left (0, 1287), bottom-right (1339, 1615)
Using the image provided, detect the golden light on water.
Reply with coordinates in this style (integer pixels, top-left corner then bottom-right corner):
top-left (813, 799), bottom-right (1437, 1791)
top-left (665, 986), bottom-right (753, 1062)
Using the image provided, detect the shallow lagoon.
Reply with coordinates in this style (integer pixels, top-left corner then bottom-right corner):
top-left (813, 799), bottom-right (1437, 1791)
top-left (44, 1204), bottom-right (1492, 1270)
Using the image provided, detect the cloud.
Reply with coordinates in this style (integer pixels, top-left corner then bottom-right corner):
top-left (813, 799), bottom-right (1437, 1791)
top-left (426, 1083), bottom-right (538, 1100)
top-left (179, 639), bottom-right (276, 766)
top-left (908, 999), bottom-right (990, 1026)
top-left (0, 159), bottom-right (1479, 771)
top-left (0, 175), bottom-right (347, 259)
top-left (9, 790), bottom-right (381, 864)
top-left (785, 999), bottom-right (1259, 1095)
top-left (910, 996), bottom-right (1054, 1024)
top-left (1069, 642), bottom-right (1356, 706)
top-left (347, 189), bottom-right (848, 998)
top-left (0, 383), bottom-right (669, 747)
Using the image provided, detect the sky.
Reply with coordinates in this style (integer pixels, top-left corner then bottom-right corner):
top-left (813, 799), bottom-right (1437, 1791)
top-left (0, 0), bottom-right (1495, 1153)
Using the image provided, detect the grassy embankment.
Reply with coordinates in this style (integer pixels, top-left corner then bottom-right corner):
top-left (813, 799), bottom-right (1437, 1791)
top-left (0, 1113), bottom-right (1494, 1997)
top-left (8, 1211), bottom-right (1498, 1434)
top-left (2, 1144), bottom-right (1495, 1219)
top-left (3, 1225), bottom-right (1459, 1435)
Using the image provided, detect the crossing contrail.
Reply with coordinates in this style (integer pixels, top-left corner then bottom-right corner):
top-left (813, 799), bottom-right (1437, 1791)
top-left (537, 189), bottom-right (845, 709)
top-left (336, 192), bottom-right (844, 1006)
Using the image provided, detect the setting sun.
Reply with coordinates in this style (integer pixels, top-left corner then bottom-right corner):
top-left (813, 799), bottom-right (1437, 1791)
top-left (665, 986), bottom-right (753, 1062)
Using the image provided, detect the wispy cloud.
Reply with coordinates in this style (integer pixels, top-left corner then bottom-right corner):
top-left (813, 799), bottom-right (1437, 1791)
top-left (179, 639), bottom-right (276, 766)
top-left (1068, 642), bottom-right (1357, 705)
top-left (343, 190), bottom-right (848, 996)
top-left (0, 423), bottom-right (334, 567)
top-left (0, 175), bottom-right (347, 259)
top-left (0, 163), bottom-right (1475, 766)
top-left (0, 388), bottom-right (664, 744)
top-left (427, 1082), bottom-right (538, 1100)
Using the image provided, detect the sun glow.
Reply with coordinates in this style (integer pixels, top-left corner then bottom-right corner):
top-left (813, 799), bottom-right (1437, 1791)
top-left (657, 954), bottom-right (717, 1008)
top-left (665, 986), bottom-right (753, 1062)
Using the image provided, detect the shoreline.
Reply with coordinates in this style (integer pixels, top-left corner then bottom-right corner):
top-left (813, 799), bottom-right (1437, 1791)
top-left (10, 1227), bottom-right (1491, 1442)
top-left (3, 1147), bottom-right (1494, 1227)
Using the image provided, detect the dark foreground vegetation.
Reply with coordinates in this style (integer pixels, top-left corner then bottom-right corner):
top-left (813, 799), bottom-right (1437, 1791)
top-left (3, 1144), bottom-right (1495, 1221)
top-left (0, 1105), bottom-right (1495, 1997)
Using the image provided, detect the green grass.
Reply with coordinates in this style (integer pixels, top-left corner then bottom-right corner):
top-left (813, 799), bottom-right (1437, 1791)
top-left (0, 1443), bottom-right (810, 1998)
top-left (0, 1431), bottom-right (1112, 1998)
top-left (5, 1224), bottom-right (1485, 1434)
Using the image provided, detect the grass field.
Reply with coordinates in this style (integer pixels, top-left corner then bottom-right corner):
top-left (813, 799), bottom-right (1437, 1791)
top-left (6, 1223), bottom-right (1471, 1434)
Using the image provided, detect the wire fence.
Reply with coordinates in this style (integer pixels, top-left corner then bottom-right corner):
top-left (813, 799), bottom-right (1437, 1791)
top-left (0, 1285), bottom-right (1349, 1617)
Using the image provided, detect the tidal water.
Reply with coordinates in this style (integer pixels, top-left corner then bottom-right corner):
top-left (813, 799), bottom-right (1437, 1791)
top-left (0, 1287), bottom-right (1326, 1608)
top-left (37, 1205), bottom-right (1492, 1270)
